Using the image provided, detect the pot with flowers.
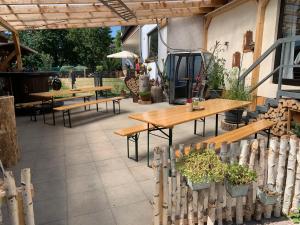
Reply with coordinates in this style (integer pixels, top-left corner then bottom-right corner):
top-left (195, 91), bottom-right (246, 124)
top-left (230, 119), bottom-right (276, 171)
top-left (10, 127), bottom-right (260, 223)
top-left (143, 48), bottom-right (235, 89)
top-left (224, 69), bottom-right (251, 124)
top-left (176, 149), bottom-right (226, 191)
top-left (225, 163), bottom-right (257, 197)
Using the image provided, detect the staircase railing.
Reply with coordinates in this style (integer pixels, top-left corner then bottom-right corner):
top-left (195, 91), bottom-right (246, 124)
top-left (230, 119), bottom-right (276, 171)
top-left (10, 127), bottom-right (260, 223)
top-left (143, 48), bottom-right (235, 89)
top-left (238, 35), bottom-right (300, 99)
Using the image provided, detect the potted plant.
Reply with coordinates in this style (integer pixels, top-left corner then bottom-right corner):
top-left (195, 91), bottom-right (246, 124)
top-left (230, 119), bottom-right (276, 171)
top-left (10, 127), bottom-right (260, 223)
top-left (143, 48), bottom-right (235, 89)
top-left (206, 57), bottom-right (226, 99)
top-left (139, 91), bottom-right (151, 101)
top-left (225, 163), bottom-right (257, 197)
top-left (224, 72), bottom-right (251, 124)
top-left (257, 186), bottom-right (280, 205)
top-left (176, 149), bottom-right (226, 191)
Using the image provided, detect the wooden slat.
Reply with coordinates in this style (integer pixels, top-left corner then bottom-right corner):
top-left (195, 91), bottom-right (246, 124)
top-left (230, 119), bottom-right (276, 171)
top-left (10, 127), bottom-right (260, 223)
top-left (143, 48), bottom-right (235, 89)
top-left (202, 119), bottom-right (275, 149)
top-left (114, 124), bottom-right (151, 136)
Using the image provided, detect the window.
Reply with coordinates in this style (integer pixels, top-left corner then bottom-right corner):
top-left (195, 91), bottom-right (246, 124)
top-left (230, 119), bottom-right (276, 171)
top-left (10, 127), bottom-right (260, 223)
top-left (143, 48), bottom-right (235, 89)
top-left (148, 28), bottom-right (158, 59)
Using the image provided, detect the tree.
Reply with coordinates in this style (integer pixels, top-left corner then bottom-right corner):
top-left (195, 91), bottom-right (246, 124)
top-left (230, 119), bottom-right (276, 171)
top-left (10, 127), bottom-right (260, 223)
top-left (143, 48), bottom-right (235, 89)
top-left (114, 30), bottom-right (122, 52)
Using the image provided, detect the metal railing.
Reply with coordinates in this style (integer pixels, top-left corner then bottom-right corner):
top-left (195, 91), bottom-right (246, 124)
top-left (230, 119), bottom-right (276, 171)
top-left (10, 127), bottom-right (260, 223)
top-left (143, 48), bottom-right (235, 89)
top-left (238, 35), bottom-right (300, 99)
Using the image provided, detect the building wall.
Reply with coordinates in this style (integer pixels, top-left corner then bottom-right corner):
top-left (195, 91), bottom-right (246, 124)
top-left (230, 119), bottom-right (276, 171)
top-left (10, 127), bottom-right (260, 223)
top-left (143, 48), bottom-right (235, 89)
top-left (167, 16), bottom-right (205, 51)
top-left (207, 1), bottom-right (257, 86)
top-left (207, 0), bottom-right (285, 98)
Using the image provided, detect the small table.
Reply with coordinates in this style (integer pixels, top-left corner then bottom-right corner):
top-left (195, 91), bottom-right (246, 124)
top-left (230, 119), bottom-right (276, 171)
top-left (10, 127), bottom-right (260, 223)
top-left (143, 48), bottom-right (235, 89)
top-left (30, 86), bottom-right (112, 125)
top-left (129, 98), bottom-right (251, 166)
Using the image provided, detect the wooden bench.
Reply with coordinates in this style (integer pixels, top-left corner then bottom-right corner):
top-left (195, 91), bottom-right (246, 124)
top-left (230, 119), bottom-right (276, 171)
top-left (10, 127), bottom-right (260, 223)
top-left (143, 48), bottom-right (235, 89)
top-left (114, 124), bottom-right (153, 162)
top-left (54, 93), bottom-right (93, 102)
top-left (54, 96), bottom-right (124, 127)
top-left (202, 119), bottom-right (275, 149)
top-left (15, 101), bottom-right (49, 121)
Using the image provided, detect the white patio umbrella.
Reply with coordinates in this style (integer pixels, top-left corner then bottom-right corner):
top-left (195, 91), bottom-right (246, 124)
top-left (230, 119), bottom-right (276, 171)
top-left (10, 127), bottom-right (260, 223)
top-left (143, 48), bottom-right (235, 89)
top-left (107, 50), bottom-right (138, 59)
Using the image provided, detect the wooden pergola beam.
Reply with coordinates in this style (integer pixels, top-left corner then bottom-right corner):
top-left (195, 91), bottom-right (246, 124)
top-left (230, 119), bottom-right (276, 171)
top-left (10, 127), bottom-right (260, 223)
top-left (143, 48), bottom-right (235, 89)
top-left (251, 0), bottom-right (270, 106)
top-left (0, 17), bottom-right (22, 70)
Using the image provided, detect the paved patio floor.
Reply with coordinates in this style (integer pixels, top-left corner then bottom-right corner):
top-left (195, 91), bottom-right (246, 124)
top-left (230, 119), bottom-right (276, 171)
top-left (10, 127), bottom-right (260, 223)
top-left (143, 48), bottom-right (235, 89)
top-left (5, 98), bottom-right (292, 225)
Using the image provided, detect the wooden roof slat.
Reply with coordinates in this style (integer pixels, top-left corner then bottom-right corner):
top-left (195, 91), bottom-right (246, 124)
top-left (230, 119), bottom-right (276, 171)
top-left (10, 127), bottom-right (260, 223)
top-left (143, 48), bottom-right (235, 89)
top-left (0, 0), bottom-right (226, 30)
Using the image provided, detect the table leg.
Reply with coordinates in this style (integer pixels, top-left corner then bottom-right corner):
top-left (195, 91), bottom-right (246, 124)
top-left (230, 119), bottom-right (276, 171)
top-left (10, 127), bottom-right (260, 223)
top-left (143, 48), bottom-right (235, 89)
top-left (147, 123), bottom-right (150, 167)
top-left (52, 97), bottom-right (55, 125)
top-left (169, 128), bottom-right (173, 146)
top-left (96, 91), bottom-right (98, 112)
top-left (215, 113), bottom-right (219, 136)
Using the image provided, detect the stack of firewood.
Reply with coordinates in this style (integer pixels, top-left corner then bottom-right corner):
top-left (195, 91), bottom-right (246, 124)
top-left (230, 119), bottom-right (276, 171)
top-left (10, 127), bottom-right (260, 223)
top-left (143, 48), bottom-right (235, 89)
top-left (259, 99), bottom-right (300, 136)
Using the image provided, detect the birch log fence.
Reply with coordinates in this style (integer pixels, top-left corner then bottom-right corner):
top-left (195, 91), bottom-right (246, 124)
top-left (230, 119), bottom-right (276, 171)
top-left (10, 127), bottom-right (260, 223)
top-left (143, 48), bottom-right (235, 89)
top-left (152, 135), bottom-right (300, 225)
top-left (0, 164), bottom-right (35, 225)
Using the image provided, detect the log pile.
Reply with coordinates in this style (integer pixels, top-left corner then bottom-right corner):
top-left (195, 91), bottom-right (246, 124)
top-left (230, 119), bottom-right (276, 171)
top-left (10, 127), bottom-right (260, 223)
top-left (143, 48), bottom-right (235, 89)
top-left (259, 99), bottom-right (299, 136)
top-left (152, 136), bottom-right (300, 225)
top-left (0, 162), bottom-right (35, 225)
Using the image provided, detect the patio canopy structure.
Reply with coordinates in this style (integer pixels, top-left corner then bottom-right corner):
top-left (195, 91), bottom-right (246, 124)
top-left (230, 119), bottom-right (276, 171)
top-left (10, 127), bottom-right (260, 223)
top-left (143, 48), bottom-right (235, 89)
top-left (0, 0), bottom-right (226, 70)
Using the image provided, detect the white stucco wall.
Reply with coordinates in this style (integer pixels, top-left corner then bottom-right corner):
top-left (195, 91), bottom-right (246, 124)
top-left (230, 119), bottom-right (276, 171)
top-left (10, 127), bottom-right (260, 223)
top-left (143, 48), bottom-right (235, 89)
top-left (167, 16), bottom-right (205, 51)
top-left (157, 26), bottom-right (168, 72)
top-left (207, 0), bottom-right (257, 86)
top-left (207, 0), bottom-right (286, 98)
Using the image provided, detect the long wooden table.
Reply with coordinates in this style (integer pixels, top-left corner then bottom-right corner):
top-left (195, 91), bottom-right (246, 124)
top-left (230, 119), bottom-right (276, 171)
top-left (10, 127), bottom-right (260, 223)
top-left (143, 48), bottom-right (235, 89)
top-left (129, 99), bottom-right (251, 166)
top-left (30, 86), bottom-right (112, 125)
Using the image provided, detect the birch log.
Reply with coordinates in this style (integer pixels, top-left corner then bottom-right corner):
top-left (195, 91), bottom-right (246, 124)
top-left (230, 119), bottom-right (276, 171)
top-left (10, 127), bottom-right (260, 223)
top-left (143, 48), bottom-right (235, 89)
top-left (153, 147), bottom-right (161, 225)
top-left (236, 140), bottom-right (250, 225)
top-left (245, 140), bottom-right (258, 221)
top-left (274, 135), bottom-right (289, 217)
top-left (162, 147), bottom-right (169, 225)
top-left (291, 140), bottom-right (300, 213)
top-left (187, 189), bottom-right (194, 225)
top-left (197, 191), bottom-right (205, 225)
top-left (207, 182), bottom-right (216, 225)
top-left (282, 136), bottom-right (298, 215)
top-left (265, 137), bottom-right (279, 219)
top-left (4, 171), bottom-right (19, 225)
top-left (21, 168), bottom-right (35, 225)
top-left (170, 146), bottom-right (177, 225)
top-left (255, 139), bottom-right (266, 221)
top-left (179, 186), bottom-right (187, 225)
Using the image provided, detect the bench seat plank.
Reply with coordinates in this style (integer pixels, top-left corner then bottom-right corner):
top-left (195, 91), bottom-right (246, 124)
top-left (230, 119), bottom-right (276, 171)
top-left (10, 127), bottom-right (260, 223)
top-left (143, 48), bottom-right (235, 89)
top-left (54, 96), bottom-right (124, 111)
top-left (202, 119), bottom-right (275, 149)
top-left (54, 94), bottom-right (94, 102)
top-left (114, 124), bottom-right (153, 137)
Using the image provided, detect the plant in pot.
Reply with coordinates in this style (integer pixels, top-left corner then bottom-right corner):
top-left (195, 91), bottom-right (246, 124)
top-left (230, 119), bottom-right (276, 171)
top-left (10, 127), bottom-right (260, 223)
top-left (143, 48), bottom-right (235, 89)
top-left (257, 185), bottom-right (280, 205)
top-left (139, 91), bottom-right (151, 101)
top-left (224, 71), bottom-right (251, 124)
top-left (176, 149), bottom-right (226, 191)
top-left (225, 163), bottom-right (257, 197)
top-left (206, 57), bottom-right (226, 99)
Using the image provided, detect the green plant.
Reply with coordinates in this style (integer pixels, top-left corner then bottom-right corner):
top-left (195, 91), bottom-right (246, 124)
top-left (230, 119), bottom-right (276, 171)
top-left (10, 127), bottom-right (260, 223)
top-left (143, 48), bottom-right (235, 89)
top-left (207, 57), bottom-right (226, 90)
top-left (289, 209), bottom-right (300, 224)
top-left (292, 122), bottom-right (300, 137)
top-left (226, 163), bottom-right (257, 186)
top-left (139, 91), bottom-right (151, 97)
top-left (176, 149), bottom-right (227, 184)
top-left (224, 76), bottom-right (251, 101)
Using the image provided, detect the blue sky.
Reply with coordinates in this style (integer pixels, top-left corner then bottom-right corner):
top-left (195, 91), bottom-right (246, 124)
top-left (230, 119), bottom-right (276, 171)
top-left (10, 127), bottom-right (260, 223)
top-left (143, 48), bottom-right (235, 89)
top-left (110, 26), bottom-right (121, 37)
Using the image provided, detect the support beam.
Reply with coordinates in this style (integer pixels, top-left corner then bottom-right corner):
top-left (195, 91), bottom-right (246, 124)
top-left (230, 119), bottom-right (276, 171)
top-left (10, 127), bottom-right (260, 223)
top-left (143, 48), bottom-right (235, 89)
top-left (251, 0), bottom-right (270, 108)
top-left (0, 17), bottom-right (22, 71)
top-left (0, 50), bottom-right (16, 71)
top-left (204, 16), bottom-right (212, 50)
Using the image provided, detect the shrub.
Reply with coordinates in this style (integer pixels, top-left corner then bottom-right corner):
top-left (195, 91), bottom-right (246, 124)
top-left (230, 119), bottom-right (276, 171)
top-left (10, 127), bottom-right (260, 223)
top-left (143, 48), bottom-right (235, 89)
top-left (226, 163), bottom-right (257, 186)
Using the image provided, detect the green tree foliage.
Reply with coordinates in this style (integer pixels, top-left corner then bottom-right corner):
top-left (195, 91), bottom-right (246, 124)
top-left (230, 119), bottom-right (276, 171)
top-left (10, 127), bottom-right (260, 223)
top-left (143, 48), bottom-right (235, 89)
top-left (19, 27), bottom-right (119, 72)
top-left (113, 30), bottom-right (122, 52)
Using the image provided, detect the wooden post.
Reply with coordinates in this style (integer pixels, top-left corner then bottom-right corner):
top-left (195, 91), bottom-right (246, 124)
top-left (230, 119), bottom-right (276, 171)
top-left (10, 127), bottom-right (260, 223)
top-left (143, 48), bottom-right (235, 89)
top-left (250, 0), bottom-right (270, 109)
top-left (207, 182), bottom-right (216, 225)
top-left (21, 168), bottom-right (35, 225)
top-left (153, 147), bottom-right (161, 225)
top-left (282, 136), bottom-right (298, 215)
top-left (170, 146), bottom-right (177, 225)
top-left (0, 96), bottom-right (20, 167)
top-left (274, 135), bottom-right (289, 217)
top-left (162, 147), bottom-right (169, 225)
top-left (291, 142), bottom-right (300, 213)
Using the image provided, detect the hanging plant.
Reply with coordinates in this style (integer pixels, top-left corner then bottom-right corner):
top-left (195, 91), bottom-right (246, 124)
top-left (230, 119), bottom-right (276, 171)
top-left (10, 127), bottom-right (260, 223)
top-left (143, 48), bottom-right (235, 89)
top-left (176, 149), bottom-right (227, 190)
top-left (225, 163), bottom-right (257, 197)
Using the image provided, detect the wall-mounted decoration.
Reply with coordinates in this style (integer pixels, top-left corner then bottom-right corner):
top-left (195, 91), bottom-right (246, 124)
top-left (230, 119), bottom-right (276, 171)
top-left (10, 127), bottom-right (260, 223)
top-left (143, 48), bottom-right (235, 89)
top-left (243, 30), bottom-right (255, 53)
top-left (232, 51), bottom-right (241, 68)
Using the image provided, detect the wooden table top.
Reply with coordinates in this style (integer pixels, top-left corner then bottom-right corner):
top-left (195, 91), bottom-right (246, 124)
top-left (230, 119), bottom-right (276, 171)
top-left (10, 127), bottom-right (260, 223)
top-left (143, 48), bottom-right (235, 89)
top-left (30, 86), bottom-right (112, 98)
top-left (129, 99), bottom-right (251, 128)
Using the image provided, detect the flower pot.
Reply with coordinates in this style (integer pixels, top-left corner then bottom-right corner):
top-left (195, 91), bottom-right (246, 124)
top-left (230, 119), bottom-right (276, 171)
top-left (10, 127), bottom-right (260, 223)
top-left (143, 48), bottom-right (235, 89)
top-left (225, 179), bottom-right (249, 197)
top-left (187, 179), bottom-right (210, 191)
top-left (140, 95), bottom-right (151, 101)
top-left (224, 108), bottom-right (244, 124)
top-left (207, 89), bottom-right (223, 99)
top-left (257, 187), bottom-right (279, 205)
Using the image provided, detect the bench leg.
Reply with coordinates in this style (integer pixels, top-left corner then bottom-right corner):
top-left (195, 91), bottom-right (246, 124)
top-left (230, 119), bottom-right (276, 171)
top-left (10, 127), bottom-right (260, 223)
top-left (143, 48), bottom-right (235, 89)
top-left (127, 134), bottom-right (139, 162)
top-left (267, 128), bottom-right (271, 148)
top-left (147, 123), bottom-right (150, 167)
top-left (63, 111), bottom-right (66, 127)
top-left (194, 118), bottom-right (206, 137)
top-left (215, 113), bottom-right (219, 136)
top-left (113, 101), bottom-right (116, 114)
top-left (255, 133), bottom-right (258, 139)
top-left (106, 102), bottom-right (108, 113)
top-left (84, 97), bottom-right (87, 111)
top-left (68, 110), bottom-right (72, 128)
